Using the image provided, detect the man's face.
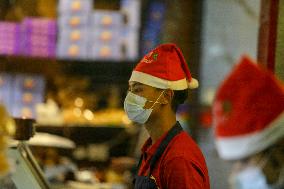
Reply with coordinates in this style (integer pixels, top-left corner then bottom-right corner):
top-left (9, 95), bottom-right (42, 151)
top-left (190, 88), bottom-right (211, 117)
top-left (128, 81), bottom-right (165, 109)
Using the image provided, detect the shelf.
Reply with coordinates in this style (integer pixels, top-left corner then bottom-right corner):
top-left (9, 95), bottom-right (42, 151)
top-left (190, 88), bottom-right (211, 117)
top-left (34, 124), bottom-right (136, 162)
top-left (36, 125), bottom-right (127, 144)
top-left (36, 124), bottom-right (128, 129)
top-left (0, 55), bottom-right (137, 83)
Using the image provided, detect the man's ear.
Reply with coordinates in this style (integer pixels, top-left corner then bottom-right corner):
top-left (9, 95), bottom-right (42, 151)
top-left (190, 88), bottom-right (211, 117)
top-left (161, 89), bottom-right (174, 104)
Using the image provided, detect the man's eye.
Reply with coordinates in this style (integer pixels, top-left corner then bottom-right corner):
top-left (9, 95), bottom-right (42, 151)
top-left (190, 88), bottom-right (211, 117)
top-left (133, 88), bottom-right (143, 93)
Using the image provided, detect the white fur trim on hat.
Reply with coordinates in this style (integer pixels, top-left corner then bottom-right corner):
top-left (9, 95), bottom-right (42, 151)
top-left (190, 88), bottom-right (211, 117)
top-left (188, 78), bottom-right (199, 89)
top-left (215, 111), bottom-right (284, 160)
top-left (129, 71), bottom-right (189, 90)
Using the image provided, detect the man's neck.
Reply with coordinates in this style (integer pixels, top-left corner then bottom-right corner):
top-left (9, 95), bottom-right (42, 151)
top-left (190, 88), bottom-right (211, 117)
top-left (144, 112), bottom-right (177, 144)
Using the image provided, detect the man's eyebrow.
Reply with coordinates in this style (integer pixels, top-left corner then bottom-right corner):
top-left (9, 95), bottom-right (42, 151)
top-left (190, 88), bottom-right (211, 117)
top-left (132, 83), bottom-right (143, 88)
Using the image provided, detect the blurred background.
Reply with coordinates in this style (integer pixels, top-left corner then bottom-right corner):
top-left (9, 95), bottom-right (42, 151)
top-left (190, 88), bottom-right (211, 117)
top-left (0, 0), bottom-right (283, 188)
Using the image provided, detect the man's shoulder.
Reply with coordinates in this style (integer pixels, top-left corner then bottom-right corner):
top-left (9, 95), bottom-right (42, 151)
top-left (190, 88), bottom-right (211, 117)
top-left (163, 131), bottom-right (207, 168)
top-left (169, 131), bottom-right (202, 153)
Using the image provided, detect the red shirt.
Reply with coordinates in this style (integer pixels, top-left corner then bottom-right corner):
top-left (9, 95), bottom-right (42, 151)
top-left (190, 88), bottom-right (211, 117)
top-left (138, 131), bottom-right (210, 189)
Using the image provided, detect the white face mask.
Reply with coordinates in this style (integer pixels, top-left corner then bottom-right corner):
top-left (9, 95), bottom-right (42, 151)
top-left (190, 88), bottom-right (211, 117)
top-left (124, 91), bottom-right (165, 124)
top-left (230, 166), bottom-right (271, 189)
top-left (229, 158), bottom-right (284, 189)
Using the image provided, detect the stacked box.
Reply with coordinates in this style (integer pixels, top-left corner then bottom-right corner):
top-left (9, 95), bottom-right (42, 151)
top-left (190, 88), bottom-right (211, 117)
top-left (57, 28), bottom-right (89, 59)
top-left (0, 73), bottom-right (13, 114)
top-left (57, 0), bottom-right (93, 60)
top-left (91, 10), bottom-right (123, 28)
top-left (141, 2), bottom-right (166, 56)
top-left (57, 15), bottom-right (90, 60)
top-left (0, 22), bottom-right (22, 55)
top-left (0, 73), bottom-right (45, 118)
top-left (58, 14), bottom-right (90, 29)
top-left (57, 27), bottom-right (89, 60)
top-left (90, 28), bottom-right (120, 42)
top-left (88, 27), bottom-right (121, 60)
top-left (88, 42), bottom-right (122, 60)
top-left (88, 10), bottom-right (123, 60)
top-left (21, 18), bottom-right (57, 58)
top-left (12, 74), bottom-right (45, 119)
top-left (22, 18), bottom-right (57, 36)
top-left (58, 0), bottom-right (93, 14)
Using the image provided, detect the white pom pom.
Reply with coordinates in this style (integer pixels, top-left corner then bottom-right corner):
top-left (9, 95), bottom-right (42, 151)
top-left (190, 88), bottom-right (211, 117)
top-left (188, 78), bottom-right (199, 89)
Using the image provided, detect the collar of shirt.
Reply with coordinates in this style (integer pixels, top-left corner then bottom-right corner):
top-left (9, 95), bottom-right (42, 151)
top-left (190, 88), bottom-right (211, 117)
top-left (141, 130), bottom-right (170, 156)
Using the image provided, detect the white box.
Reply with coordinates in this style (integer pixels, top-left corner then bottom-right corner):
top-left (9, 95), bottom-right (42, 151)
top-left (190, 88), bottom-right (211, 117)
top-left (88, 42), bottom-right (122, 61)
top-left (88, 27), bottom-right (121, 43)
top-left (57, 40), bottom-right (88, 60)
top-left (58, 14), bottom-right (90, 29)
top-left (58, 0), bottom-right (93, 14)
top-left (91, 10), bottom-right (123, 27)
top-left (59, 28), bottom-right (89, 44)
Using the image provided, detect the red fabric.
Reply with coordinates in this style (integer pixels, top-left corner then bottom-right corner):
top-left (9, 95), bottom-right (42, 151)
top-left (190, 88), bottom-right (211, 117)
top-left (213, 55), bottom-right (284, 137)
top-left (138, 131), bottom-right (210, 189)
top-left (134, 43), bottom-right (193, 82)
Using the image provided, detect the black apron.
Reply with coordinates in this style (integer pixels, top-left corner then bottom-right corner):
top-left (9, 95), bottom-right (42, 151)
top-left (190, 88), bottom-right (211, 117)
top-left (133, 122), bottom-right (183, 189)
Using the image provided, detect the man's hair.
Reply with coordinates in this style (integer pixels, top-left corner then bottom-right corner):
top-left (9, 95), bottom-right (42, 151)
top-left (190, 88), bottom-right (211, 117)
top-left (156, 88), bottom-right (188, 112)
top-left (171, 90), bottom-right (188, 112)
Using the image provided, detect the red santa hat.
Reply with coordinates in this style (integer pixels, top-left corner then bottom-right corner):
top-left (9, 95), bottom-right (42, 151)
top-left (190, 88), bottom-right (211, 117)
top-left (213, 55), bottom-right (284, 160)
top-left (129, 43), bottom-right (198, 90)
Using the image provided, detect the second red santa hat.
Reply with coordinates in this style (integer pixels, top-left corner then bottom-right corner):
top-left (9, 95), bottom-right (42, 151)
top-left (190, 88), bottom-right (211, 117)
top-left (129, 43), bottom-right (198, 90)
top-left (213, 56), bottom-right (284, 160)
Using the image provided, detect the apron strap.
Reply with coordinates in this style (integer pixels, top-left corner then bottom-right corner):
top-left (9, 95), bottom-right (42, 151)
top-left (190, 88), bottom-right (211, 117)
top-left (148, 122), bottom-right (183, 176)
top-left (136, 154), bottom-right (143, 172)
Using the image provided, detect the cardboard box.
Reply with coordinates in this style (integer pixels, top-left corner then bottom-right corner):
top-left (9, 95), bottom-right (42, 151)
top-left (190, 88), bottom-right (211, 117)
top-left (57, 40), bottom-right (88, 60)
top-left (13, 74), bottom-right (45, 93)
top-left (0, 22), bottom-right (22, 55)
top-left (89, 27), bottom-right (121, 43)
top-left (23, 33), bottom-right (56, 47)
top-left (13, 91), bottom-right (44, 106)
top-left (0, 22), bottom-right (21, 38)
top-left (59, 28), bottom-right (89, 43)
top-left (58, 0), bottom-right (93, 14)
top-left (23, 45), bottom-right (56, 58)
top-left (22, 18), bottom-right (57, 36)
top-left (91, 10), bottom-right (123, 27)
top-left (11, 74), bottom-right (45, 119)
top-left (58, 13), bottom-right (90, 29)
top-left (88, 42), bottom-right (122, 61)
top-left (0, 42), bottom-right (22, 55)
top-left (21, 33), bottom-right (56, 57)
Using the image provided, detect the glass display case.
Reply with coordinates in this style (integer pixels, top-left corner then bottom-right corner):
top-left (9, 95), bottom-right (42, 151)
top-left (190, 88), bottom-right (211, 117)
top-left (1, 118), bottom-right (50, 189)
top-left (6, 142), bottom-right (50, 189)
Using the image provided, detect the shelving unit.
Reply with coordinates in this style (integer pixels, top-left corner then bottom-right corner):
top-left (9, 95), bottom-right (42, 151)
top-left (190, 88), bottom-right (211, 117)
top-left (0, 55), bottom-right (137, 83)
top-left (0, 54), bottom-right (138, 161)
top-left (35, 124), bottom-right (138, 168)
top-left (36, 125), bottom-right (127, 144)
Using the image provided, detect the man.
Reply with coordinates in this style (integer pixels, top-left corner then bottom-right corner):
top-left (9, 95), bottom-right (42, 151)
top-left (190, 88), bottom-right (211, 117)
top-left (213, 56), bottom-right (284, 189)
top-left (124, 43), bottom-right (210, 189)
